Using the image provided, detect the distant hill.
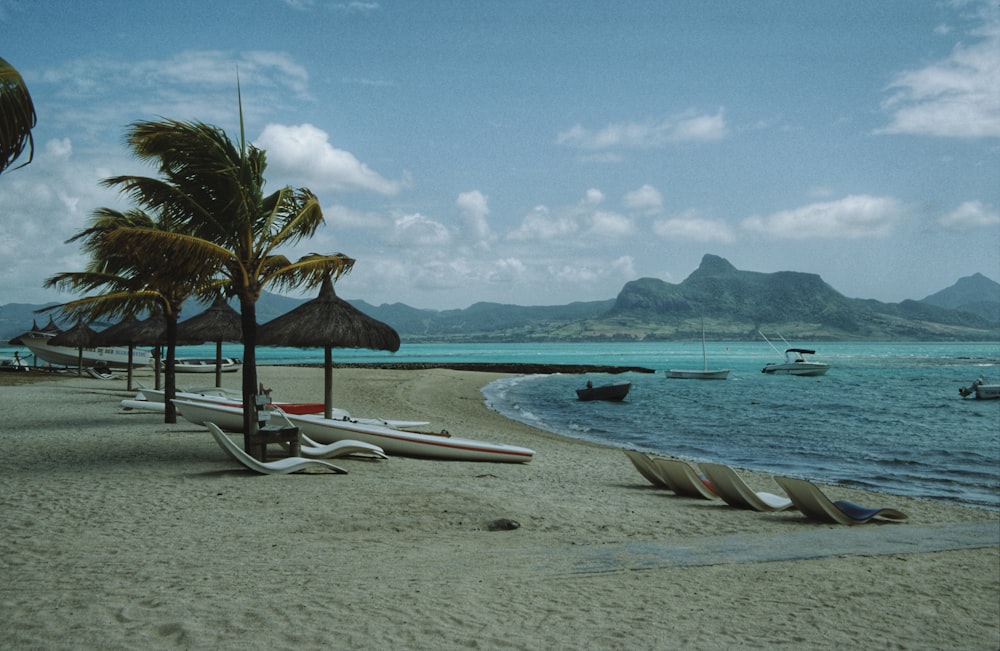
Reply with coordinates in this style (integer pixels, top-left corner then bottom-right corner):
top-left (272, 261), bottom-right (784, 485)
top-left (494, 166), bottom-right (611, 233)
top-left (920, 272), bottom-right (1000, 323)
top-left (3, 255), bottom-right (998, 342)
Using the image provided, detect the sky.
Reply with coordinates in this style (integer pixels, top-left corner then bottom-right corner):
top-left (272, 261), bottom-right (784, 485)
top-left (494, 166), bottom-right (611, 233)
top-left (1, 0), bottom-right (998, 311)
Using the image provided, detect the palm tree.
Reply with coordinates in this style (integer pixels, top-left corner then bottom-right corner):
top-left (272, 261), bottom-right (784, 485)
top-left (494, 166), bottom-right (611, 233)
top-left (0, 56), bottom-right (37, 174)
top-left (100, 115), bottom-right (353, 452)
top-left (44, 207), bottom-right (221, 423)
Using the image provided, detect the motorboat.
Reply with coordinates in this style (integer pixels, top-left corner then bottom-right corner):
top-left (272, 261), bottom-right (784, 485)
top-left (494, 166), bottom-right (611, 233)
top-left (759, 332), bottom-right (829, 376)
top-left (18, 330), bottom-right (153, 369)
top-left (576, 381), bottom-right (631, 402)
top-left (959, 377), bottom-right (1000, 400)
top-left (761, 348), bottom-right (829, 376)
top-left (172, 399), bottom-right (534, 463)
top-left (175, 357), bottom-right (242, 373)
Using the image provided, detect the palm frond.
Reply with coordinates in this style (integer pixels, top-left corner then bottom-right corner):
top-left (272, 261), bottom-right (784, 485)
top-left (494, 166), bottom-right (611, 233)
top-left (0, 56), bottom-right (37, 174)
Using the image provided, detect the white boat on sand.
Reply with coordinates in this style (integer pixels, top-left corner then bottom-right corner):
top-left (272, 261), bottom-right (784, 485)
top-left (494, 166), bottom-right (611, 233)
top-left (172, 399), bottom-right (534, 463)
top-left (175, 357), bottom-right (242, 373)
top-left (20, 330), bottom-right (153, 369)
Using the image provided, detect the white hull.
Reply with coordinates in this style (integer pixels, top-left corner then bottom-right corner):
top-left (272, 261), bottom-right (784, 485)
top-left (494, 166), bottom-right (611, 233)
top-left (287, 413), bottom-right (535, 463)
top-left (667, 368), bottom-right (730, 380)
top-left (20, 333), bottom-right (153, 369)
top-left (172, 399), bottom-right (534, 463)
top-left (761, 363), bottom-right (829, 376)
top-left (975, 385), bottom-right (1000, 399)
top-left (170, 397), bottom-right (430, 433)
top-left (175, 358), bottom-right (242, 373)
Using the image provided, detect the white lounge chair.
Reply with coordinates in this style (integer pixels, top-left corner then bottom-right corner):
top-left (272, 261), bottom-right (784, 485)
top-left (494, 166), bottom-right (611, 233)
top-left (623, 450), bottom-right (672, 489)
top-left (773, 476), bottom-right (908, 525)
top-left (698, 463), bottom-right (794, 512)
top-left (205, 422), bottom-right (347, 475)
top-left (651, 457), bottom-right (717, 500)
top-left (298, 432), bottom-right (388, 460)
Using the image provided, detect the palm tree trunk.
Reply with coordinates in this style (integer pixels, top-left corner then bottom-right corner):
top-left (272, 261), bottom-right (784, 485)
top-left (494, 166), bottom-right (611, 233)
top-left (163, 314), bottom-right (178, 424)
top-left (240, 299), bottom-right (259, 456)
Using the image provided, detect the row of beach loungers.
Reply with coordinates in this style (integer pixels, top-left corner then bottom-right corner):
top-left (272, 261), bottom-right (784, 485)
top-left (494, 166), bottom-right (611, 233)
top-left (624, 450), bottom-right (908, 526)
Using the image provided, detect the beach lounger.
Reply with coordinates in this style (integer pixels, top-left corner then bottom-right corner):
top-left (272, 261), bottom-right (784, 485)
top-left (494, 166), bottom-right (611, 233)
top-left (773, 476), bottom-right (908, 525)
top-left (298, 433), bottom-right (388, 460)
top-left (698, 463), bottom-right (794, 512)
top-left (623, 450), bottom-right (672, 489)
top-left (651, 457), bottom-right (717, 499)
top-left (205, 422), bottom-right (347, 475)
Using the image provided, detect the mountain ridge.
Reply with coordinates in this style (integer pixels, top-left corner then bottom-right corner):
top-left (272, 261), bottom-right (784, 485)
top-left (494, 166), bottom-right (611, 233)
top-left (3, 255), bottom-right (998, 342)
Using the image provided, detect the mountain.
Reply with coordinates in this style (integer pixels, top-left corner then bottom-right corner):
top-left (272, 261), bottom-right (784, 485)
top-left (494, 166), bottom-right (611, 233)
top-left (920, 272), bottom-right (1000, 323)
top-left (3, 255), bottom-right (998, 342)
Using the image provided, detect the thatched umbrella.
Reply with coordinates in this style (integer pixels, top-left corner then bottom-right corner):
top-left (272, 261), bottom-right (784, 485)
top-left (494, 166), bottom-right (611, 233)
top-left (257, 276), bottom-right (400, 418)
top-left (49, 320), bottom-right (98, 376)
top-left (175, 296), bottom-right (243, 387)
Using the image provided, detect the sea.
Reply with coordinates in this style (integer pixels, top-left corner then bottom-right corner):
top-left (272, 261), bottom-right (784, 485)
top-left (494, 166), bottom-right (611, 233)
top-left (4, 339), bottom-right (998, 510)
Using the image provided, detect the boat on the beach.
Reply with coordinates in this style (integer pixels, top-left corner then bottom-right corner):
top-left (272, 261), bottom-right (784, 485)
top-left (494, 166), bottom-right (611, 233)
top-left (166, 394), bottom-right (430, 430)
top-left (959, 377), bottom-right (1000, 400)
top-left (172, 399), bottom-right (535, 463)
top-left (0, 355), bottom-right (30, 371)
top-left (759, 332), bottom-right (829, 376)
top-left (18, 330), bottom-right (153, 370)
top-left (175, 357), bottom-right (242, 373)
top-left (667, 321), bottom-right (730, 380)
top-left (576, 381), bottom-right (631, 402)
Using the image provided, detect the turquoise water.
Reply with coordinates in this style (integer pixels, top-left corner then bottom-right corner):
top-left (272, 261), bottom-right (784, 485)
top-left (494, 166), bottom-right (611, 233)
top-left (5, 340), bottom-right (998, 509)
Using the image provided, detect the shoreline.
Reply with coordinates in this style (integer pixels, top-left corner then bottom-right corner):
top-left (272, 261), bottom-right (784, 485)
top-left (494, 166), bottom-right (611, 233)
top-left (1, 367), bottom-right (997, 649)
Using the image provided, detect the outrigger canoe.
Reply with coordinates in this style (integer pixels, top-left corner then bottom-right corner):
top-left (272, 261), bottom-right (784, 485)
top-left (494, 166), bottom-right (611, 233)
top-left (172, 399), bottom-right (535, 463)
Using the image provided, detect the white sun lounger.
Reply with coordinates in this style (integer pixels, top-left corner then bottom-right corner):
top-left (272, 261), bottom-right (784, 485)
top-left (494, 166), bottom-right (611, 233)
top-left (698, 463), bottom-right (794, 511)
top-left (651, 457), bottom-right (718, 500)
top-left (298, 433), bottom-right (388, 460)
top-left (623, 450), bottom-right (672, 489)
top-left (773, 476), bottom-right (908, 525)
top-left (205, 422), bottom-right (347, 475)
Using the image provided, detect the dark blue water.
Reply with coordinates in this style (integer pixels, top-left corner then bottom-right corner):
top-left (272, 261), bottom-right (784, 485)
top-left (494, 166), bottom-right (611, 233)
top-left (6, 340), bottom-right (998, 509)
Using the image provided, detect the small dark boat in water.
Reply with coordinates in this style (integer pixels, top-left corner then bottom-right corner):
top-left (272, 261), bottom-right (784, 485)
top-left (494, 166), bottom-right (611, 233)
top-left (576, 381), bottom-right (631, 402)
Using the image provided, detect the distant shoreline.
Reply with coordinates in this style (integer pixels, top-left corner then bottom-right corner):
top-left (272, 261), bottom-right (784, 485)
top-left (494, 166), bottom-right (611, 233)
top-left (281, 362), bottom-right (657, 374)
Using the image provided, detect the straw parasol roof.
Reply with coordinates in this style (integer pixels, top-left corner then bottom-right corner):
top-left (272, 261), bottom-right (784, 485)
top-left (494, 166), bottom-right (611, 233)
top-left (176, 296), bottom-right (244, 386)
top-left (257, 276), bottom-right (400, 417)
top-left (49, 320), bottom-right (98, 376)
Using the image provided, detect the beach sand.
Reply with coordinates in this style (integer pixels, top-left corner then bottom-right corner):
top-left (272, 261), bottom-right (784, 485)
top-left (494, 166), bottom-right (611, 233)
top-left (1, 366), bottom-right (997, 650)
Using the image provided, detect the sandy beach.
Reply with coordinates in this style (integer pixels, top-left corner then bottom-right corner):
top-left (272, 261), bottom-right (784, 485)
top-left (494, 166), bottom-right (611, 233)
top-left (1, 365), bottom-right (997, 650)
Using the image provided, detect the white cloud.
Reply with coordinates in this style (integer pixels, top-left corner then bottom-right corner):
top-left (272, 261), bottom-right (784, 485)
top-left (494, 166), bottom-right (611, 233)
top-left (256, 123), bottom-right (403, 195)
top-left (389, 213), bottom-right (451, 248)
top-left (652, 211), bottom-right (735, 243)
top-left (938, 200), bottom-right (1000, 229)
top-left (623, 184), bottom-right (663, 212)
top-left (741, 195), bottom-right (902, 239)
top-left (588, 211), bottom-right (635, 239)
top-left (557, 109), bottom-right (727, 149)
top-left (323, 203), bottom-right (390, 230)
top-left (878, 20), bottom-right (1000, 138)
top-left (508, 205), bottom-right (579, 241)
top-left (583, 188), bottom-right (604, 205)
top-left (455, 190), bottom-right (493, 243)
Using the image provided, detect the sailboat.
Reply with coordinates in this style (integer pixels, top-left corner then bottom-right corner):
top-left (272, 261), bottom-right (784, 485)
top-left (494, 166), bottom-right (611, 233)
top-left (667, 321), bottom-right (730, 380)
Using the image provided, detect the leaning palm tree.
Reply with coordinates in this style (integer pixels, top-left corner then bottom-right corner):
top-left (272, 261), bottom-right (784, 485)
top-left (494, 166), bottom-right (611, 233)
top-left (0, 56), bottom-right (37, 174)
top-left (44, 207), bottom-right (222, 423)
top-left (101, 114), bottom-right (353, 451)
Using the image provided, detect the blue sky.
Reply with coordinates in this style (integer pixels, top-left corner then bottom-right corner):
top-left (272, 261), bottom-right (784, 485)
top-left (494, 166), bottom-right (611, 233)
top-left (2, 0), bottom-right (998, 310)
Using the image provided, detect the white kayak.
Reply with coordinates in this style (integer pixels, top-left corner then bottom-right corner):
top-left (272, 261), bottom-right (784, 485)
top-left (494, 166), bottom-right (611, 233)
top-left (284, 413), bottom-right (535, 464)
top-left (172, 399), bottom-right (535, 463)
top-left (135, 386), bottom-right (429, 428)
